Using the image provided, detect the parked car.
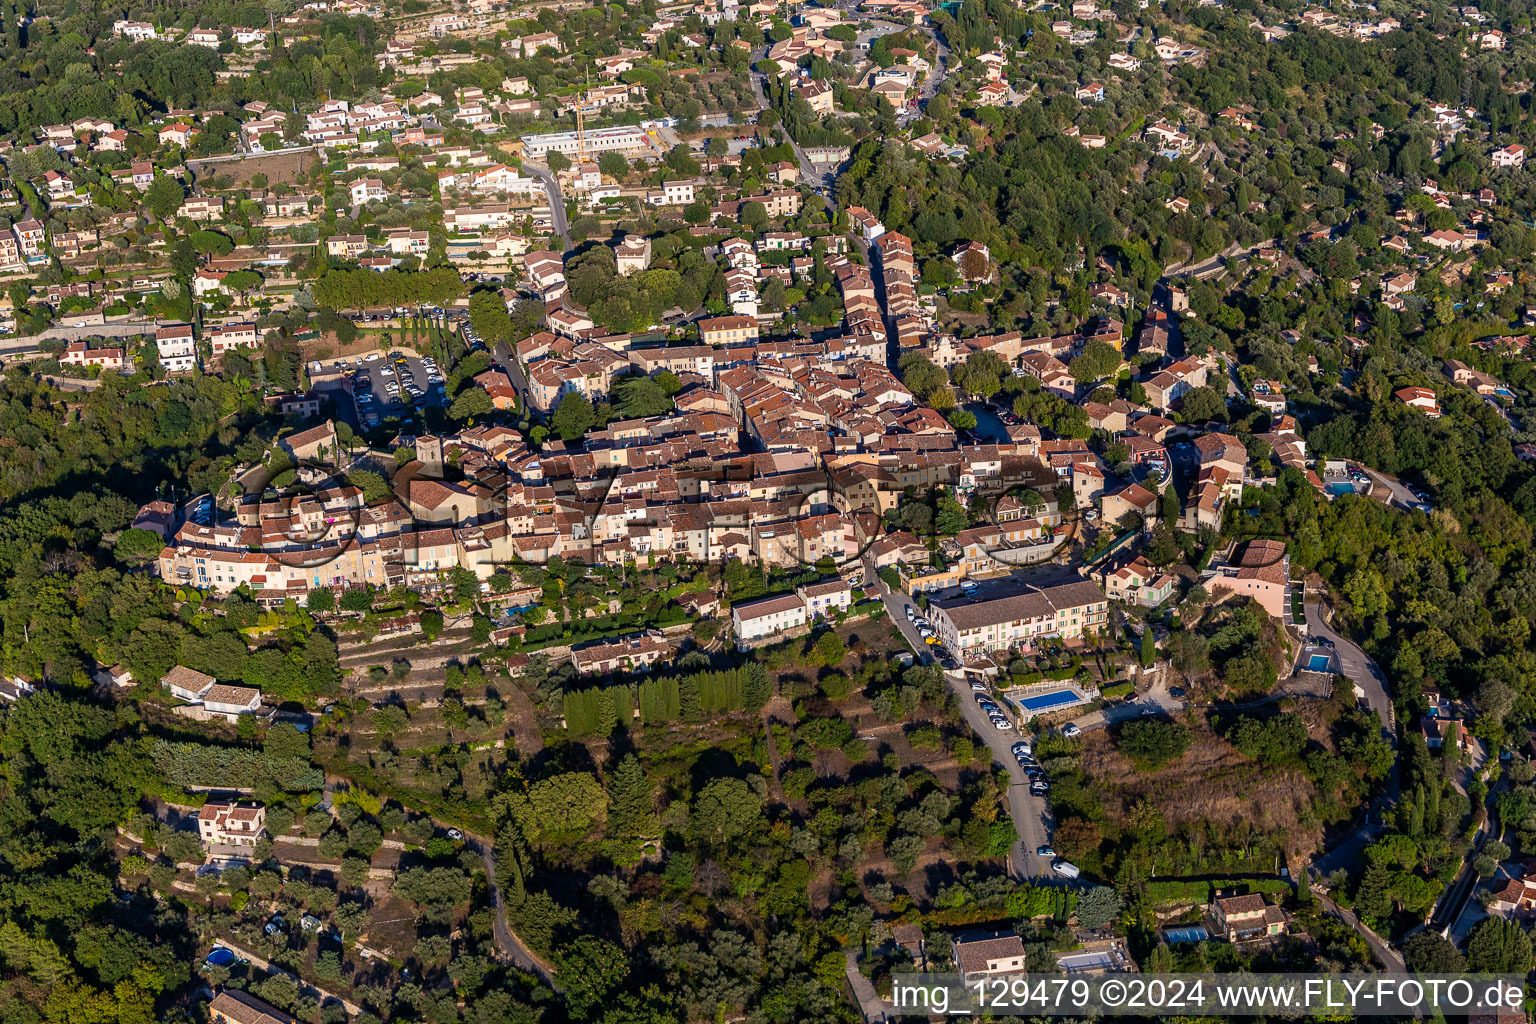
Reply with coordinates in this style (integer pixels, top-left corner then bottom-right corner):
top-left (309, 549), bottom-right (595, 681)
top-left (1036, 845), bottom-right (1056, 857)
top-left (993, 718), bottom-right (1015, 731)
top-left (1012, 741), bottom-right (1032, 757)
top-left (1051, 859), bottom-right (1081, 879)
top-left (1062, 723), bottom-right (1081, 738)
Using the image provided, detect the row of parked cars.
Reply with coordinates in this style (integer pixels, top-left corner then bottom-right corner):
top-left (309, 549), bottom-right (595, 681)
top-left (973, 686), bottom-right (1016, 732)
top-left (906, 603), bottom-right (960, 669)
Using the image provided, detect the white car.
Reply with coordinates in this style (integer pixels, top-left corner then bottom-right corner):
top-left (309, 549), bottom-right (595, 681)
top-left (992, 718), bottom-right (1015, 731)
top-left (1062, 723), bottom-right (1081, 738)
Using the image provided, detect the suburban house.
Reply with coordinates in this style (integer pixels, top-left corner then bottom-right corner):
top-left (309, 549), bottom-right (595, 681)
top-left (1209, 893), bottom-right (1287, 942)
top-left (1098, 555), bottom-right (1177, 608)
top-left (1492, 143), bottom-right (1525, 169)
top-left (161, 665), bottom-right (217, 702)
top-left (1394, 385), bottom-right (1442, 417)
top-left (1489, 871), bottom-right (1536, 913)
top-left (951, 933), bottom-right (1027, 980)
top-left (1206, 538), bottom-right (1288, 620)
top-left (796, 579), bottom-right (852, 619)
top-left (209, 990), bottom-right (296, 1024)
top-left (731, 592), bottom-right (809, 643)
top-left (569, 631), bottom-right (672, 675)
top-left (198, 800), bottom-right (267, 849)
top-left (161, 665), bottom-right (263, 722)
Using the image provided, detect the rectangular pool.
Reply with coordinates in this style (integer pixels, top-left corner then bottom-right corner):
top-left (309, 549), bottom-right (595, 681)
top-left (1325, 481), bottom-right (1355, 496)
top-left (1162, 926), bottom-right (1209, 944)
top-left (1020, 688), bottom-right (1081, 712)
top-left (1057, 951), bottom-right (1116, 973)
top-left (1307, 654), bottom-right (1331, 672)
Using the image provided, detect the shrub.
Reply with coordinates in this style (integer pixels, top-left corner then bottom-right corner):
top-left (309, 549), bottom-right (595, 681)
top-left (1115, 719), bottom-right (1190, 769)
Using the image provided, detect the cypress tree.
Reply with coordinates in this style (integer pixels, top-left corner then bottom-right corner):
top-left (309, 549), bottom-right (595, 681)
top-left (595, 688), bottom-right (618, 735)
top-left (563, 692), bottom-right (585, 735)
top-left (742, 663), bottom-right (771, 711)
top-left (679, 674), bottom-right (703, 722)
top-left (613, 686), bottom-right (635, 728)
top-left (663, 676), bottom-right (681, 720)
top-left (638, 679), bottom-right (660, 724)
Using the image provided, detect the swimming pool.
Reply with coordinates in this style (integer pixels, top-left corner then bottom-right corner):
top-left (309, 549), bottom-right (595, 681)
top-left (1162, 926), bottom-right (1210, 944)
top-left (1325, 481), bottom-right (1356, 496)
top-left (1306, 654), bottom-right (1331, 672)
top-left (1020, 688), bottom-right (1081, 712)
top-left (205, 948), bottom-right (236, 967)
top-left (1058, 951), bottom-right (1116, 973)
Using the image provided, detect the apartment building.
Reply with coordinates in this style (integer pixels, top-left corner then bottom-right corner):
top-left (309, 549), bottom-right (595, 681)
top-left (928, 578), bottom-right (1110, 654)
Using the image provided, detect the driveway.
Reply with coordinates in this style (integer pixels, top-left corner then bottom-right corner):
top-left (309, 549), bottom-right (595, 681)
top-left (1361, 467), bottom-right (1425, 512)
top-left (1068, 678), bottom-right (1184, 733)
top-left (1303, 593), bottom-right (1393, 738)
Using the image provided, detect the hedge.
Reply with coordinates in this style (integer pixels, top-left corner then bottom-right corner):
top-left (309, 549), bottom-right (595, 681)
top-left (1099, 681), bottom-right (1134, 700)
top-left (1145, 878), bottom-right (1293, 908)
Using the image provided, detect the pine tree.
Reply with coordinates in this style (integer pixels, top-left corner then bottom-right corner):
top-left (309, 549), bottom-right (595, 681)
top-left (1355, 859), bottom-right (1393, 925)
top-left (607, 754), bottom-right (659, 840)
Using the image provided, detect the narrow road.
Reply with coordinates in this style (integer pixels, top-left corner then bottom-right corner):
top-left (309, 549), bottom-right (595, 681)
top-left (867, 570), bottom-right (1053, 880)
top-left (464, 831), bottom-right (558, 986)
top-left (747, 48), bottom-right (838, 209)
top-left (1311, 889), bottom-right (1406, 973)
top-left (320, 774), bottom-right (556, 986)
top-left (844, 950), bottom-right (893, 1023)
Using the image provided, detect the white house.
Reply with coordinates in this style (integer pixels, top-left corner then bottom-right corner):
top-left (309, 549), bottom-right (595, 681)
top-left (731, 592), bottom-right (808, 643)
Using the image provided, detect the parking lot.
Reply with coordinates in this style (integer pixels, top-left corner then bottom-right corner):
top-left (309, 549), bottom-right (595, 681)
top-left (314, 350), bottom-right (448, 429)
top-left (355, 353), bottom-right (448, 425)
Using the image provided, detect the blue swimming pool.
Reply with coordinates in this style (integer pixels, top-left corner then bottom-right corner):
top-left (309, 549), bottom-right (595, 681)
top-left (1163, 926), bottom-right (1210, 945)
top-left (205, 948), bottom-right (236, 967)
top-left (1325, 481), bottom-right (1356, 496)
top-left (1020, 688), bottom-right (1080, 711)
top-left (1307, 654), bottom-right (1331, 672)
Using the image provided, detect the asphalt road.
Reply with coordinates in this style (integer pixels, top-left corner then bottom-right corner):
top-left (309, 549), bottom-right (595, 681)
top-left (747, 47), bottom-right (839, 209)
top-left (1312, 890), bottom-right (1406, 973)
top-left (522, 162), bottom-right (571, 252)
top-left (869, 573), bottom-right (1054, 880)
